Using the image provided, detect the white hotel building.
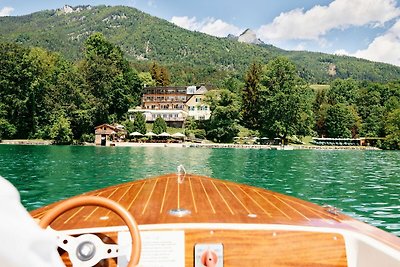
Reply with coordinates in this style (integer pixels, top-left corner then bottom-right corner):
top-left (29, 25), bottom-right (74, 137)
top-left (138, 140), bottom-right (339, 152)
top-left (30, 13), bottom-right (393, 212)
top-left (128, 85), bottom-right (211, 127)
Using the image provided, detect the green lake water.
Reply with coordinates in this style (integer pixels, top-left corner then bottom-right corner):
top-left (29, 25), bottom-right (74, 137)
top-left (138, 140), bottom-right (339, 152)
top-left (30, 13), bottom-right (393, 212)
top-left (0, 144), bottom-right (399, 236)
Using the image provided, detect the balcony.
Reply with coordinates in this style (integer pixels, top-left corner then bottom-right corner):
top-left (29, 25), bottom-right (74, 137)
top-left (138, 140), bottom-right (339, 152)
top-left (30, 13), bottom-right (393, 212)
top-left (146, 117), bottom-right (185, 122)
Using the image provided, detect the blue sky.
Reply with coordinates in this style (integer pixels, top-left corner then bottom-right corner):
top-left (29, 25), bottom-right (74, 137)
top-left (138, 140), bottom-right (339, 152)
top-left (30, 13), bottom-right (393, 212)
top-left (1, 0), bottom-right (400, 66)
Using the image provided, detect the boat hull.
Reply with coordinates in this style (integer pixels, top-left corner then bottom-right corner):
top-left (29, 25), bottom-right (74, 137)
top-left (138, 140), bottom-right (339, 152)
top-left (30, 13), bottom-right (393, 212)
top-left (30, 174), bottom-right (400, 266)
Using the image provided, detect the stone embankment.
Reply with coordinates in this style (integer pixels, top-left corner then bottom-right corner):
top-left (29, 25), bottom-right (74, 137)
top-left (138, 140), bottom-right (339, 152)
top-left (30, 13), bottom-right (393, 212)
top-left (0, 139), bottom-right (52, 145)
top-left (0, 140), bottom-right (380, 150)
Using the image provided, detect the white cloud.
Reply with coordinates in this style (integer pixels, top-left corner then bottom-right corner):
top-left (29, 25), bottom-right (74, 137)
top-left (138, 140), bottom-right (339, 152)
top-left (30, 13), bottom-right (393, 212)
top-left (0, 6), bottom-right (14, 16)
top-left (171, 16), bottom-right (198, 31)
top-left (257, 0), bottom-right (400, 42)
top-left (332, 20), bottom-right (400, 66)
top-left (171, 16), bottom-right (243, 38)
top-left (352, 20), bottom-right (400, 66)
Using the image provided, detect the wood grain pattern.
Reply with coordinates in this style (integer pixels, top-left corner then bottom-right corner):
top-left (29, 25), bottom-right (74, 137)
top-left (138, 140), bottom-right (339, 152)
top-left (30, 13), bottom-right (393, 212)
top-left (30, 173), bottom-right (400, 267)
top-left (57, 229), bottom-right (347, 267)
top-left (185, 229), bottom-right (347, 267)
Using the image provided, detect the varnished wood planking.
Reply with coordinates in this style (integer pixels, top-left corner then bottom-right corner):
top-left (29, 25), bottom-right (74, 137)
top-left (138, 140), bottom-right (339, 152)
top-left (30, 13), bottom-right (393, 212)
top-left (159, 176), bottom-right (170, 213)
top-left (236, 186), bottom-right (272, 217)
top-left (56, 228), bottom-right (347, 267)
top-left (178, 176), bottom-right (198, 213)
top-left (252, 189), bottom-right (292, 220)
top-left (30, 174), bottom-right (400, 251)
top-left (197, 176), bottom-right (217, 214)
top-left (209, 180), bottom-right (235, 215)
top-left (128, 179), bottom-right (150, 213)
top-left (220, 181), bottom-right (252, 214)
top-left (188, 177), bottom-right (198, 213)
top-left (185, 229), bottom-right (347, 267)
top-left (273, 194), bottom-right (311, 221)
top-left (141, 178), bottom-right (159, 215)
top-left (104, 183), bottom-right (136, 217)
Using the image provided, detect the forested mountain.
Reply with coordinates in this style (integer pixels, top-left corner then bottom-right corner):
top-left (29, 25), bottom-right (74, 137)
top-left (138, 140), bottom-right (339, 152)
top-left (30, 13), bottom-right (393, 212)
top-left (1, 5), bottom-right (400, 85)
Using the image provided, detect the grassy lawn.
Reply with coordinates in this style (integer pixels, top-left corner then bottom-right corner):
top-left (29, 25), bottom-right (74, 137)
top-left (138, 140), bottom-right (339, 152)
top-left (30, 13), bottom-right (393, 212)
top-left (310, 84), bottom-right (329, 91)
top-left (146, 123), bottom-right (184, 134)
top-left (300, 136), bottom-right (314, 145)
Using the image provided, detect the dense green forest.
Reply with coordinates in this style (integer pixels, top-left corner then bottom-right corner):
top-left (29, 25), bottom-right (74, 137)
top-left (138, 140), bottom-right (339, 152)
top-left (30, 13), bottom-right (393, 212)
top-left (1, 5), bottom-right (400, 85)
top-left (235, 59), bottom-right (400, 149)
top-left (200, 59), bottom-right (400, 150)
top-left (1, 34), bottom-right (399, 149)
top-left (0, 34), bottom-right (142, 144)
top-left (0, 5), bottom-right (399, 149)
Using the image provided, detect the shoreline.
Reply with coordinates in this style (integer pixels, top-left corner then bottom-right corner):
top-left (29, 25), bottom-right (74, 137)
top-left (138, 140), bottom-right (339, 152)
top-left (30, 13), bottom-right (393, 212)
top-left (114, 142), bottom-right (380, 150)
top-left (0, 139), bottom-right (381, 150)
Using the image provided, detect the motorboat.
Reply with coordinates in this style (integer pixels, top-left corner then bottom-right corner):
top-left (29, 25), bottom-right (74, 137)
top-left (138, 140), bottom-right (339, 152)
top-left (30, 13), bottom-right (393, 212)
top-left (29, 169), bottom-right (400, 267)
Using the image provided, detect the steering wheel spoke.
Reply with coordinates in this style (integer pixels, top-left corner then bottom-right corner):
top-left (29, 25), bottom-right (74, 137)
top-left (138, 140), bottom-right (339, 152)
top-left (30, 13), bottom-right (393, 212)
top-left (48, 228), bottom-right (77, 253)
top-left (101, 243), bottom-right (124, 258)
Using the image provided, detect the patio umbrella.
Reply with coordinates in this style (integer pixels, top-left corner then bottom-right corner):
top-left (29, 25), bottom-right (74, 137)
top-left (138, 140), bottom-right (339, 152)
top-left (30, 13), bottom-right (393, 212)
top-left (129, 131), bottom-right (143, 137)
top-left (158, 132), bottom-right (171, 137)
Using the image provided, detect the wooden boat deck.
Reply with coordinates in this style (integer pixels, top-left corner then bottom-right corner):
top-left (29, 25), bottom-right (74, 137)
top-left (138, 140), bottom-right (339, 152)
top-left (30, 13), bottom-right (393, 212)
top-left (30, 174), bottom-right (400, 267)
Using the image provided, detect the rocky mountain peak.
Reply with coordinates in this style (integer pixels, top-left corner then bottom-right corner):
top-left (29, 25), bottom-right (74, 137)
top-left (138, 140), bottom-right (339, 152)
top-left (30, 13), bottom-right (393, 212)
top-left (227, 29), bottom-right (264, 45)
top-left (57, 5), bottom-right (92, 15)
top-left (238, 29), bottom-right (264, 45)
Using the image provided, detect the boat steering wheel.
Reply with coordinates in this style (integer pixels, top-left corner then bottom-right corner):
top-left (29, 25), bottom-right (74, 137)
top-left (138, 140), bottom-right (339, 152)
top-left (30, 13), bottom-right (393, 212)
top-left (39, 196), bottom-right (141, 267)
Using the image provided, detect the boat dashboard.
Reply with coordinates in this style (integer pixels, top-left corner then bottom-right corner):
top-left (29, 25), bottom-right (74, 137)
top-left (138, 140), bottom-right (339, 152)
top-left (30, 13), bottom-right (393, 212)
top-left (55, 223), bottom-right (400, 267)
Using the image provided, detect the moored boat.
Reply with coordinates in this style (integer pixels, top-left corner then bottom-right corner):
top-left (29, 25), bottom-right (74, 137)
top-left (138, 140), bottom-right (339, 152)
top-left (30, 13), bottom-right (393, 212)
top-left (29, 171), bottom-right (400, 267)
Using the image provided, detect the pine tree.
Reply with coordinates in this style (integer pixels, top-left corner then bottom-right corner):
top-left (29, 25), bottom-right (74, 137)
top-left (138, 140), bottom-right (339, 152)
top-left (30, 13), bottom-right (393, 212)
top-left (241, 62), bottom-right (263, 130)
top-left (150, 61), bottom-right (160, 85)
top-left (159, 67), bottom-right (170, 86)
